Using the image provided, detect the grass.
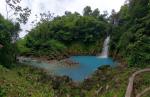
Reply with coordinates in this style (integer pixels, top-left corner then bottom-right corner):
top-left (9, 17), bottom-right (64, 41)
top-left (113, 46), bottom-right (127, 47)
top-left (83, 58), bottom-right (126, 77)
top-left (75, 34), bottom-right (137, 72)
top-left (0, 64), bottom-right (54, 97)
top-left (134, 72), bottom-right (150, 97)
top-left (0, 64), bottom-right (150, 97)
top-left (84, 67), bottom-right (135, 97)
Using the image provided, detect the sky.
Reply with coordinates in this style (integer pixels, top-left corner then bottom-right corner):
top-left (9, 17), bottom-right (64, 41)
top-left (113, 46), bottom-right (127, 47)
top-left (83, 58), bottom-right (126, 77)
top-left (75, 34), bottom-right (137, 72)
top-left (0, 0), bottom-right (126, 37)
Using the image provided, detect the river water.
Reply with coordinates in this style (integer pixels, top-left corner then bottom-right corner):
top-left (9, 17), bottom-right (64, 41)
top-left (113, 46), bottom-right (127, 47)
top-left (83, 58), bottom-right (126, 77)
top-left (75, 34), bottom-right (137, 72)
top-left (19, 37), bottom-right (116, 81)
top-left (59, 56), bottom-right (115, 81)
top-left (19, 56), bottom-right (115, 81)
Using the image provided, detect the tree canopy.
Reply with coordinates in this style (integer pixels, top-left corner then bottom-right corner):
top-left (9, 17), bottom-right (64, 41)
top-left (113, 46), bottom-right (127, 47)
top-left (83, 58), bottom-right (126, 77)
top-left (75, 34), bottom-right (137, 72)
top-left (110, 0), bottom-right (150, 67)
top-left (18, 6), bottom-right (109, 59)
top-left (0, 14), bottom-right (20, 67)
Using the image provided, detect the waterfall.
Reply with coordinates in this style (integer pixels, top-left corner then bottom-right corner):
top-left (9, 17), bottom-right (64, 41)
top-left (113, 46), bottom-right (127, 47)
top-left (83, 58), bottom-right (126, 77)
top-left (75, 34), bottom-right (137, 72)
top-left (98, 36), bottom-right (110, 58)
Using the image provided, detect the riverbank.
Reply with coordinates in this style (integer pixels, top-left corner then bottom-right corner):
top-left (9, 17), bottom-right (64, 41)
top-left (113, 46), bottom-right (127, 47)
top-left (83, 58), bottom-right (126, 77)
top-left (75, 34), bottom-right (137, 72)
top-left (18, 56), bottom-right (80, 68)
top-left (109, 52), bottom-right (128, 68)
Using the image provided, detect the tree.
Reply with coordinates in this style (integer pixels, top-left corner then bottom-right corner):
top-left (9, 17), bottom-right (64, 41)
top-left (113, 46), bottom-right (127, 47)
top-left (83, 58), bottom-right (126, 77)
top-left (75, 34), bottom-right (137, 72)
top-left (102, 11), bottom-right (108, 18)
top-left (91, 8), bottom-right (100, 17)
top-left (110, 9), bottom-right (119, 25)
top-left (129, 0), bottom-right (149, 19)
top-left (40, 11), bottom-right (54, 22)
top-left (5, 0), bottom-right (31, 24)
top-left (65, 11), bottom-right (72, 16)
top-left (83, 6), bottom-right (92, 16)
top-left (0, 0), bottom-right (31, 67)
top-left (74, 12), bottom-right (80, 16)
top-left (0, 14), bottom-right (20, 67)
top-left (110, 0), bottom-right (150, 67)
top-left (18, 9), bottom-right (108, 58)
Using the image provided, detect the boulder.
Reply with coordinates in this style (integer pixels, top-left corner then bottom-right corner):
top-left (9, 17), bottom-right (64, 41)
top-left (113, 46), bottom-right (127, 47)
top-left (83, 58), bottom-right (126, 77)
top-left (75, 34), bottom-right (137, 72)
top-left (0, 44), bottom-right (3, 48)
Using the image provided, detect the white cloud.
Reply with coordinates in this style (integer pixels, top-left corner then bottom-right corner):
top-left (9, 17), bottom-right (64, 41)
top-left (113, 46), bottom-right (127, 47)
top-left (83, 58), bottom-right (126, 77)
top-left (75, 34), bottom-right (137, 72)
top-left (0, 0), bottom-right (125, 37)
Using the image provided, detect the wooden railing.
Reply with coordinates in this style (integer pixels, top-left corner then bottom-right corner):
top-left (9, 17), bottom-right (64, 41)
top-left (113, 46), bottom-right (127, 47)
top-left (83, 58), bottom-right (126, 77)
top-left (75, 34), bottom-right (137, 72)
top-left (125, 68), bottom-right (150, 97)
top-left (136, 87), bottom-right (150, 97)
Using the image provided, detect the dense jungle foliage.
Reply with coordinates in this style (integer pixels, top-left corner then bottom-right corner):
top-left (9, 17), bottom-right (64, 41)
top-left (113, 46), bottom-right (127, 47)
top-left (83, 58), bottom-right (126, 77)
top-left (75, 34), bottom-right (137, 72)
top-left (18, 6), bottom-right (110, 59)
top-left (0, 14), bottom-right (20, 68)
top-left (110, 0), bottom-right (150, 67)
top-left (0, 0), bottom-right (150, 96)
top-left (1, 0), bottom-right (149, 68)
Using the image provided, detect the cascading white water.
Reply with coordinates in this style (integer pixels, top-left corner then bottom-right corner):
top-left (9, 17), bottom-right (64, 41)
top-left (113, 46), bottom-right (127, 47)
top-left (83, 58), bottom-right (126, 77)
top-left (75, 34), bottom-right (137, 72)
top-left (98, 36), bottom-right (110, 58)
